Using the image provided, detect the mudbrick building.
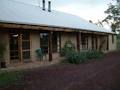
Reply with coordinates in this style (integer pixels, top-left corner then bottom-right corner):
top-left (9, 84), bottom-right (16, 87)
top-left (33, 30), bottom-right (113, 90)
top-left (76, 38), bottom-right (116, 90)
top-left (0, 0), bottom-right (116, 66)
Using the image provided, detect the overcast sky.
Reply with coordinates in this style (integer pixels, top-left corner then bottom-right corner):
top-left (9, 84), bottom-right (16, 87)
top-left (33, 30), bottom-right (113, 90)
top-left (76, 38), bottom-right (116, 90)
top-left (15, 0), bottom-right (114, 23)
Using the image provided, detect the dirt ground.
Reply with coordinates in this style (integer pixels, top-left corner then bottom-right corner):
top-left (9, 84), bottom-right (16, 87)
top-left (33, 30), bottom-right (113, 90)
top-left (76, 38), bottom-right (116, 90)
top-left (1, 51), bottom-right (120, 90)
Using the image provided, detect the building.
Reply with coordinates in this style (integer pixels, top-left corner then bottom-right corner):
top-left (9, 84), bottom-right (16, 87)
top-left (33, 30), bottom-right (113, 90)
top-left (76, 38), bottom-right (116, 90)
top-left (0, 0), bottom-right (116, 66)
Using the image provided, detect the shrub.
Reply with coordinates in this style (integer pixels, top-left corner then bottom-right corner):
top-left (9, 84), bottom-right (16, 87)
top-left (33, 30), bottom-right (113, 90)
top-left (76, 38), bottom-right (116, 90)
top-left (66, 51), bottom-right (88, 64)
top-left (66, 51), bottom-right (79, 64)
top-left (78, 51), bottom-right (88, 63)
top-left (60, 40), bottom-right (75, 56)
top-left (86, 50), bottom-right (104, 59)
top-left (65, 50), bottom-right (104, 64)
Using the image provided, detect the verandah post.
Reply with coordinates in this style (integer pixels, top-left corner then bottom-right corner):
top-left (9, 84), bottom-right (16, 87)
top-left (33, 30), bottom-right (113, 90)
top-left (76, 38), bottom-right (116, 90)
top-left (48, 31), bottom-right (52, 61)
top-left (76, 32), bottom-right (80, 51)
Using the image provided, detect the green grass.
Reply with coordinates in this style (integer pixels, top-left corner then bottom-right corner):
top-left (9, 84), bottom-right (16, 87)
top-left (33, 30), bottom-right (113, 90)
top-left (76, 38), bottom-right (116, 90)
top-left (0, 71), bottom-right (25, 88)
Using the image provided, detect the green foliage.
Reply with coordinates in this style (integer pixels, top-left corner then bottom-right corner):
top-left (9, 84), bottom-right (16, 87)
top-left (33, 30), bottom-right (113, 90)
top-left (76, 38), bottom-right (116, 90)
top-left (65, 50), bottom-right (104, 64)
top-left (66, 51), bottom-right (80, 64)
top-left (60, 40), bottom-right (75, 56)
top-left (86, 50), bottom-right (104, 59)
top-left (102, 3), bottom-right (120, 32)
top-left (117, 40), bottom-right (120, 50)
top-left (0, 71), bottom-right (24, 87)
top-left (117, 34), bottom-right (120, 50)
top-left (60, 41), bottom-right (104, 64)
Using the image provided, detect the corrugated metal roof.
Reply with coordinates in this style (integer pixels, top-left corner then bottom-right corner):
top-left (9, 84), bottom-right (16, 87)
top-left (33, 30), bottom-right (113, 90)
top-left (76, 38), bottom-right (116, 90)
top-left (0, 0), bottom-right (112, 33)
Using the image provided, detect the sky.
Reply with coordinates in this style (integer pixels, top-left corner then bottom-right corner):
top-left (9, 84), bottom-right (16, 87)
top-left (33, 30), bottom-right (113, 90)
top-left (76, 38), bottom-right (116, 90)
top-left (14, 0), bottom-right (114, 23)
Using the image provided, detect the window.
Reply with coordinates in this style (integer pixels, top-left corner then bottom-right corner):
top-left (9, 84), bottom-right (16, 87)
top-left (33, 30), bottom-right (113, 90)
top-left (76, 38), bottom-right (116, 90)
top-left (40, 33), bottom-right (49, 53)
top-left (40, 32), bottom-right (59, 54)
top-left (52, 32), bottom-right (58, 52)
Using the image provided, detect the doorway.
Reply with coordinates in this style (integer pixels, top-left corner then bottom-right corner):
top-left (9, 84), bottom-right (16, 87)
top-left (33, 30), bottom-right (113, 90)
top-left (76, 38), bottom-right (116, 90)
top-left (9, 32), bottom-right (30, 63)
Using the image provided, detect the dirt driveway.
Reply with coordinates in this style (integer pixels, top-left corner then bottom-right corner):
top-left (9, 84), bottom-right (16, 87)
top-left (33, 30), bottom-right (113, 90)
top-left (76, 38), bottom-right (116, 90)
top-left (2, 51), bottom-right (120, 90)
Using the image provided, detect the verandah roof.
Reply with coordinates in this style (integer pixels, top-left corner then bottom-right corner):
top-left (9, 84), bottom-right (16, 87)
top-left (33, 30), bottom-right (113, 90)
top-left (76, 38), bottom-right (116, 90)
top-left (0, 0), bottom-right (112, 33)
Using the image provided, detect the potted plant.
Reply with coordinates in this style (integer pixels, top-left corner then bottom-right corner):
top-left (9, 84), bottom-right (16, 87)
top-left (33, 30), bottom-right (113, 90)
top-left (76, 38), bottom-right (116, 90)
top-left (0, 43), bottom-right (6, 68)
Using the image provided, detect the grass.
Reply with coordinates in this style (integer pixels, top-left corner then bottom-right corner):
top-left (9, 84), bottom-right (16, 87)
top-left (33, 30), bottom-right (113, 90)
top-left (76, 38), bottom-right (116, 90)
top-left (0, 71), bottom-right (25, 88)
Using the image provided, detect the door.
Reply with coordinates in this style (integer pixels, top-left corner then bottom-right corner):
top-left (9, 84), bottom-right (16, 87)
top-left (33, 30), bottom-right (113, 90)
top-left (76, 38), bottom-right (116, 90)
top-left (10, 32), bottom-right (30, 63)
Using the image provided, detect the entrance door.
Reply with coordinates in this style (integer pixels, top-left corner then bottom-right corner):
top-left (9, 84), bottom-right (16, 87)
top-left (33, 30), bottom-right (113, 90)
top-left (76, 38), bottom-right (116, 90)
top-left (10, 32), bottom-right (30, 63)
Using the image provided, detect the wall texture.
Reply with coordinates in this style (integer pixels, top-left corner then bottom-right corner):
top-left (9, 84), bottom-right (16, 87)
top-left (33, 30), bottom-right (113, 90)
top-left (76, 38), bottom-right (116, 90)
top-left (108, 34), bottom-right (117, 51)
top-left (31, 32), bottom-right (40, 61)
top-left (0, 31), bottom-right (10, 65)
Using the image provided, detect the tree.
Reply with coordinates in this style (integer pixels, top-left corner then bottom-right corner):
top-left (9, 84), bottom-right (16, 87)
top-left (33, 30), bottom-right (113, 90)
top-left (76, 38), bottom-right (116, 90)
top-left (102, 1), bottom-right (120, 32)
top-left (96, 20), bottom-right (104, 27)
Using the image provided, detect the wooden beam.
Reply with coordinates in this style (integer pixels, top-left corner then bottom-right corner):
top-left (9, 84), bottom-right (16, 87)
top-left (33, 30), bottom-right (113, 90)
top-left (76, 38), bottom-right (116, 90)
top-left (0, 23), bottom-right (114, 35)
top-left (48, 31), bottom-right (52, 61)
top-left (0, 23), bottom-right (74, 32)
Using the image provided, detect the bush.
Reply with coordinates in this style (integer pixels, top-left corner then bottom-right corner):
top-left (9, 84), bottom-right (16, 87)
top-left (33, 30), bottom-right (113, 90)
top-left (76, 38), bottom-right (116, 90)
top-left (86, 50), bottom-right (104, 59)
top-left (60, 40), bottom-right (75, 56)
top-left (66, 51), bottom-right (79, 64)
top-left (78, 51), bottom-right (88, 63)
top-left (66, 51), bottom-right (88, 64)
top-left (65, 50), bottom-right (104, 64)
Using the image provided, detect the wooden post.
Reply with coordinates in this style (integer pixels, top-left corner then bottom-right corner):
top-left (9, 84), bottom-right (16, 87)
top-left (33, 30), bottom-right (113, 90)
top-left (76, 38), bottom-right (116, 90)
top-left (59, 32), bottom-right (61, 52)
top-left (76, 32), bottom-right (80, 51)
top-left (106, 35), bottom-right (109, 50)
top-left (92, 34), bottom-right (94, 50)
top-left (95, 35), bottom-right (98, 50)
top-left (48, 31), bottom-right (52, 61)
top-left (97, 35), bottom-right (100, 50)
top-left (19, 33), bottom-right (23, 63)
